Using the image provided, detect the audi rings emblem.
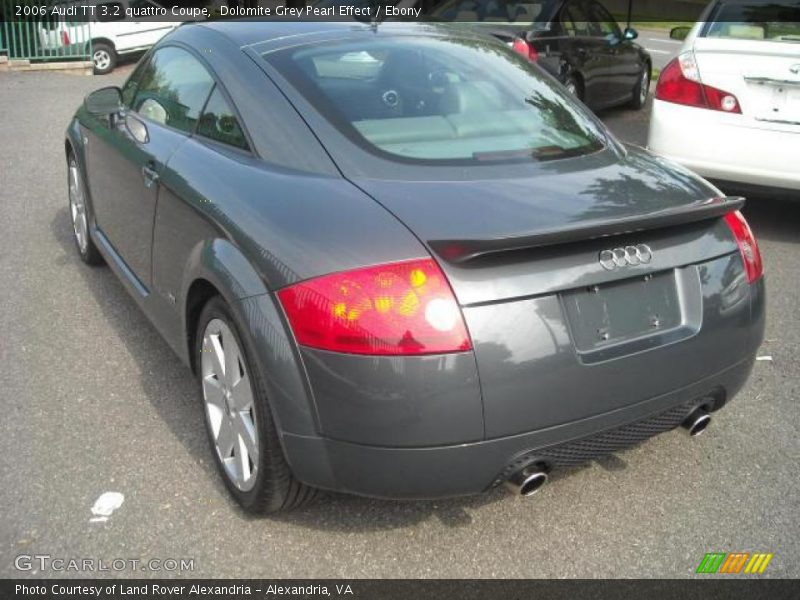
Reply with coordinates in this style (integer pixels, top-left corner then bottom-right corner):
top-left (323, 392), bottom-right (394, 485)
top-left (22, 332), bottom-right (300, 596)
top-left (599, 244), bottom-right (653, 270)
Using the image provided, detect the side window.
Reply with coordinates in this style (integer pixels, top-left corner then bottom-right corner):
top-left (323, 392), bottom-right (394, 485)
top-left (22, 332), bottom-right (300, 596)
top-left (121, 55), bottom-right (151, 108)
top-left (440, 0), bottom-right (481, 20)
top-left (196, 88), bottom-right (250, 151)
top-left (588, 2), bottom-right (621, 38)
top-left (561, 2), bottom-right (597, 37)
top-left (560, 7), bottom-right (576, 36)
top-left (131, 46), bottom-right (214, 134)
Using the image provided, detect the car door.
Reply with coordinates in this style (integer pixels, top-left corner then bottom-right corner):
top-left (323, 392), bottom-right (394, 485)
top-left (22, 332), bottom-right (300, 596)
top-left (559, 0), bottom-right (609, 107)
top-left (84, 46), bottom-right (214, 290)
top-left (586, 0), bottom-right (640, 104)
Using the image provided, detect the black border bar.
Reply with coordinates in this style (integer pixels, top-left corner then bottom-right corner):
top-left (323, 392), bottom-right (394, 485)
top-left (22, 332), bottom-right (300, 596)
top-left (4, 579), bottom-right (800, 600)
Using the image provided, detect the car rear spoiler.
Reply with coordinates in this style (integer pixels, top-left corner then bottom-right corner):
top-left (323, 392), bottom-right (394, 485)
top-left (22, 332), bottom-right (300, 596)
top-left (429, 196), bottom-right (745, 263)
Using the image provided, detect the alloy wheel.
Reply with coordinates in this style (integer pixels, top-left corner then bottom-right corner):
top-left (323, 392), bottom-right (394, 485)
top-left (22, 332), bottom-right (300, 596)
top-left (68, 161), bottom-right (88, 254)
top-left (640, 70), bottom-right (649, 104)
top-left (201, 319), bottom-right (259, 492)
top-left (565, 80), bottom-right (578, 96)
top-left (93, 50), bottom-right (111, 71)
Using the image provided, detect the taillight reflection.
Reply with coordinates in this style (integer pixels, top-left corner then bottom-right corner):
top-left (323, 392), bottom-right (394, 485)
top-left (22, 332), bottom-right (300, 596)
top-left (511, 38), bottom-right (538, 63)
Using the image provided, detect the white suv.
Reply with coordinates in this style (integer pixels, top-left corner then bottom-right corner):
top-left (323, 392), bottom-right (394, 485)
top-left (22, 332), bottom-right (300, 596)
top-left (40, 0), bottom-right (180, 74)
top-left (647, 0), bottom-right (800, 192)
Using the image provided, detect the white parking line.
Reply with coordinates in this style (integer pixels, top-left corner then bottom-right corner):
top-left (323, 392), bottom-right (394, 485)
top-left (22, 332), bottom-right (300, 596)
top-left (646, 49), bottom-right (672, 54)
top-left (646, 38), bottom-right (681, 44)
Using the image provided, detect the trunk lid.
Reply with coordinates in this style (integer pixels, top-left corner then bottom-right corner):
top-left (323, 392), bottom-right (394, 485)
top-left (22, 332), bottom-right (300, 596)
top-left (353, 146), bottom-right (739, 304)
top-left (693, 37), bottom-right (800, 130)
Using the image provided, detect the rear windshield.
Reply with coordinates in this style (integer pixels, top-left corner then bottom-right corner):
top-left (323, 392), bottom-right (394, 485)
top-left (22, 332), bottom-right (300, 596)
top-left (262, 35), bottom-right (605, 164)
top-left (705, 1), bottom-right (800, 42)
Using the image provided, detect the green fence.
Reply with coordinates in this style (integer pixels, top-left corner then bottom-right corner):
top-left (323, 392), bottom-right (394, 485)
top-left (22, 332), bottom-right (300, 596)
top-left (1, 0), bottom-right (91, 62)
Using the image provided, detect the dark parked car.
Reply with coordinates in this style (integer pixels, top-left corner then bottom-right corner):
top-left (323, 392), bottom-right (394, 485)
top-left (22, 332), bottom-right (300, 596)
top-left (431, 0), bottom-right (653, 110)
top-left (67, 21), bottom-right (764, 512)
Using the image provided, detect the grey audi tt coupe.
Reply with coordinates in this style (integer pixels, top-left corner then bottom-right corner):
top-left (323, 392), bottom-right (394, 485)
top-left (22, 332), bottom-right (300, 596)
top-left (66, 20), bottom-right (765, 512)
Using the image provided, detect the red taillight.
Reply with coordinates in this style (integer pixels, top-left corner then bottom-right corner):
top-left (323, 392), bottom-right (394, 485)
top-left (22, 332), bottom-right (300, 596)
top-left (277, 258), bottom-right (472, 356)
top-left (655, 54), bottom-right (741, 114)
top-left (725, 211), bottom-right (763, 283)
top-left (61, 30), bottom-right (70, 46)
top-left (511, 38), bottom-right (538, 62)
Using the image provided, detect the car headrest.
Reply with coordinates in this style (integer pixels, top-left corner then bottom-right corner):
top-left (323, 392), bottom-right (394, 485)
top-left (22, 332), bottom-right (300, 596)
top-left (725, 24), bottom-right (766, 39)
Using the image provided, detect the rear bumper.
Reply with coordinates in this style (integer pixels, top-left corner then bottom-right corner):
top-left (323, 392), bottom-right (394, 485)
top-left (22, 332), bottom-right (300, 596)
top-left (278, 251), bottom-right (765, 499)
top-left (284, 355), bottom-right (757, 499)
top-left (648, 99), bottom-right (800, 191)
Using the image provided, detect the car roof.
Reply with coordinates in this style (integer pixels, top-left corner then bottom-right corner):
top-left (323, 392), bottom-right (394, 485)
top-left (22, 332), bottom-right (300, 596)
top-left (193, 20), bottom-right (373, 48)
top-left (191, 19), bottom-right (485, 51)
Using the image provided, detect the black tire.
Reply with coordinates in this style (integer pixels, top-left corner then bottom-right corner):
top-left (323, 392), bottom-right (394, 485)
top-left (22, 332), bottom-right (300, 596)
top-left (629, 63), bottom-right (651, 110)
top-left (67, 154), bottom-right (104, 266)
top-left (195, 296), bottom-right (318, 513)
top-left (91, 42), bottom-right (117, 75)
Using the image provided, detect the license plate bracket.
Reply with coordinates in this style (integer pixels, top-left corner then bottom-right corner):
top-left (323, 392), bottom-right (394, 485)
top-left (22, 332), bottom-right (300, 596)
top-left (562, 271), bottom-right (683, 353)
top-left (747, 78), bottom-right (800, 124)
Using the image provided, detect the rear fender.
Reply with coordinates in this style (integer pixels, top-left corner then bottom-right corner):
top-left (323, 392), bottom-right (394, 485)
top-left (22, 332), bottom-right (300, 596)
top-left (65, 119), bottom-right (97, 222)
top-left (181, 239), bottom-right (319, 437)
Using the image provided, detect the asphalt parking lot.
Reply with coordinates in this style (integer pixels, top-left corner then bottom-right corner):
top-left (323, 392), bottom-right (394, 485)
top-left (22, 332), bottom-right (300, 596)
top-left (1, 68), bottom-right (798, 579)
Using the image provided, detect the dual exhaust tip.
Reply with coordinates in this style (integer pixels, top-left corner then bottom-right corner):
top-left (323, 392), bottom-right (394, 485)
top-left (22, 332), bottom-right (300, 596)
top-left (504, 407), bottom-right (712, 497)
top-left (504, 466), bottom-right (548, 497)
top-left (682, 407), bottom-right (711, 437)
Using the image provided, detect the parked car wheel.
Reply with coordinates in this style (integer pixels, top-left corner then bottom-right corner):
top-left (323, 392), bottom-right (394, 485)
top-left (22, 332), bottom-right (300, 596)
top-left (196, 296), bottom-right (317, 513)
top-left (564, 74), bottom-right (583, 101)
top-left (67, 155), bottom-right (103, 265)
top-left (92, 42), bottom-right (117, 75)
top-left (629, 64), bottom-right (651, 110)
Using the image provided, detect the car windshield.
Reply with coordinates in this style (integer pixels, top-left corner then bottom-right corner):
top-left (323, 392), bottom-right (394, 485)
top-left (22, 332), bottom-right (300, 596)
top-left (705, 0), bottom-right (800, 42)
top-left (262, 35), bottom-right (605, 163)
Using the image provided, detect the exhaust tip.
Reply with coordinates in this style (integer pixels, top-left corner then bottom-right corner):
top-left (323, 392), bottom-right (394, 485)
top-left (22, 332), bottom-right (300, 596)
top-left (519, 471), bottom-right (548, 496)
top-left (682, 409), bottom-right (711, 437)
top-left (504, 466), bottom-right (548, 497)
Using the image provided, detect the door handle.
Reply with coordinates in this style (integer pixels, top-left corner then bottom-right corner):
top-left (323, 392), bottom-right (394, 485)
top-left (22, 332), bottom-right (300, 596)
top-left (142, 162), bottom-right (159, 188)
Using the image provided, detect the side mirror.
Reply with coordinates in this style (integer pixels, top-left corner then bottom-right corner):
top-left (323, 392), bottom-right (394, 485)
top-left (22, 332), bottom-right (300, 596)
top-left (525, 25), bottom-right (548, 42)
top-left (623, 27), bottom-right (638, 41)
top-left (84, 86), bottom-right (122, 115)
top-left (125, 114), bottom-right (149, 144)
top-left (670, 26), bottom-right (691, 41)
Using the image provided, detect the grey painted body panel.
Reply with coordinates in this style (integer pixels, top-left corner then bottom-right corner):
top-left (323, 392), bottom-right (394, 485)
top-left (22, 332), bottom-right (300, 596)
top-left (301, 348), bottom-right (483, 446)
top-left (283, 352), bottom-right (760, 499)
top-left (466, 253), bottom-right (754, 439)
top-left (66, 21), bottom-right (765, 500)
